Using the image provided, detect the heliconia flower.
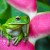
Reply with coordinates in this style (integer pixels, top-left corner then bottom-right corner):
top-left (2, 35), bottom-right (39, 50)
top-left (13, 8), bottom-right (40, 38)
top-left (7, 0), bottom-right (37, 20)
top-left (29, 12), bottom-right (50, 44)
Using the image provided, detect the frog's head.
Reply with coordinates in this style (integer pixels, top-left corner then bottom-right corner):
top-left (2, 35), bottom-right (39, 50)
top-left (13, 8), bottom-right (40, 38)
top-left (7, 15), bottom-right (30, 25)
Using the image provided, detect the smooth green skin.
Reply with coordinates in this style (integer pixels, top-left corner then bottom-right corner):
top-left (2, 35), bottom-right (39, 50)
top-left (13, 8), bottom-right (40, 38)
top-left (0, 15), bottom-right (30, 46)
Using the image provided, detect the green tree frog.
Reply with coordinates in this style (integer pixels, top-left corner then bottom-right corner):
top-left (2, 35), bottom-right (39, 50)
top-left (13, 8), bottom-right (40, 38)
top-left (0, 15), bottom-right (30, 46)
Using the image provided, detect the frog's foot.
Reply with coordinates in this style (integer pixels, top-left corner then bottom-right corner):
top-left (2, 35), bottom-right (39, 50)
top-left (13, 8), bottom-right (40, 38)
top-left (12, 33), bottom-right (23, 45)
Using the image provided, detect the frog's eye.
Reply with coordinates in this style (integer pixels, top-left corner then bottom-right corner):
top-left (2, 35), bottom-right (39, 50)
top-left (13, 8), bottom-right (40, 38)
top-left (16, 16), bottom-right (20, 20)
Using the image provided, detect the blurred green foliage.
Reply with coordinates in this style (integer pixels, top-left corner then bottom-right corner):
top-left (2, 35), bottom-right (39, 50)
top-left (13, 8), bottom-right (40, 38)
top-left (37, 0), bottom-right (50, 6)
top-left (10, 6), bottom-right (26, 17)
top-left (0, 0), bottom-right (26, 25)
top-left (0, 0), bottom-right (11, 24)
top-left (37, 0), bottom-right (50, 12)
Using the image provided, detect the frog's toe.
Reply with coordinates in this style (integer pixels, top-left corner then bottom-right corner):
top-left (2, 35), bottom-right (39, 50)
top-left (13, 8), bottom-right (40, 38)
top-left (12, 37), bottom-right (18, 45)
top-left (14, 38), bottom-right (21, 45)
top-left (12, 37), bottom-right (16, 41)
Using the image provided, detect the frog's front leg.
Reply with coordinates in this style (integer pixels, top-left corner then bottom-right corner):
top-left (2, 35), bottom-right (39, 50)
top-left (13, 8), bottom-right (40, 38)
top-left (12, 33), bottom-right (23, 45)
top-left (22, 24), bottom-right (29, 42)
top-left (2, 26), bottom-right (12, 46)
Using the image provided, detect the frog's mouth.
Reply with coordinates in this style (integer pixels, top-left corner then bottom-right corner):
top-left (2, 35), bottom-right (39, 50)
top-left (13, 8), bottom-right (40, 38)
top-left (8, 23), bottom-right (28, 25)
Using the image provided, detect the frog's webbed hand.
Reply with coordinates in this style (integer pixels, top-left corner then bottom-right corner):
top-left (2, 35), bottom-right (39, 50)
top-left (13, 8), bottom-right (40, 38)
top-left (2, 25), bottom-right (12, 46)
top-left (12, 33), bottom-right (23, 45)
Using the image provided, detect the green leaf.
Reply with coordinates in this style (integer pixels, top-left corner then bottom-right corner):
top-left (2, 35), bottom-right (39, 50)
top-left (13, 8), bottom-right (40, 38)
top-left (0, 0), bottom-right (28, 24)
top-left (37, 1), bottom-right (50, 12)
top-left (0, 0), bottom-right (11, 24)
top-left (10, 6), bottom-right (27, 17)
top-left (37, 0), bottom-right (50, 6)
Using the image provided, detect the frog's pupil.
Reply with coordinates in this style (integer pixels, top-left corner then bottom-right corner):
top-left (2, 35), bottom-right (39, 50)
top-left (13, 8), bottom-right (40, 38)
top-left (16, 17), bottom-right (20, 20)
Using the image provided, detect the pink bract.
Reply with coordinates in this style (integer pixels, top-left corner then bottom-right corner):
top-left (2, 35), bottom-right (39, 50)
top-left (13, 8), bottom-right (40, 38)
top-left (29, 13), bottom-right (50, 37)
top-left (7, 0), bottom-right (36, 12)
top-left (0, 37), bottom-right (35, 50)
